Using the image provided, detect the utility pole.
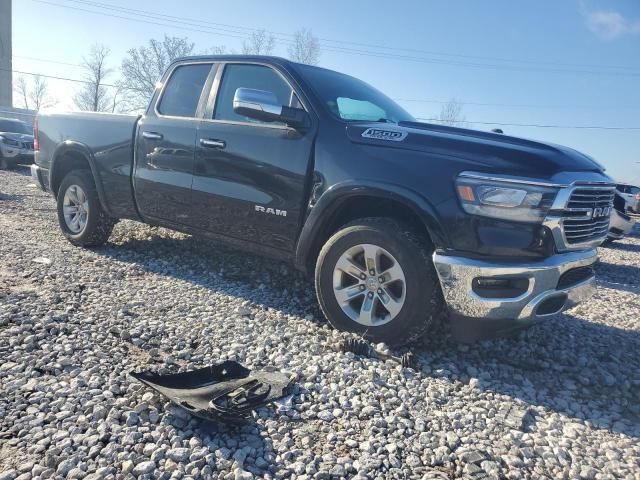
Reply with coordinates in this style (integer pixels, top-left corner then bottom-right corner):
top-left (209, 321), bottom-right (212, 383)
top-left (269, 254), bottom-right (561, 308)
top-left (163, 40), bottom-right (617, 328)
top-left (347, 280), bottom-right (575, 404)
top-left (0, 0), bottom-right (12, 107)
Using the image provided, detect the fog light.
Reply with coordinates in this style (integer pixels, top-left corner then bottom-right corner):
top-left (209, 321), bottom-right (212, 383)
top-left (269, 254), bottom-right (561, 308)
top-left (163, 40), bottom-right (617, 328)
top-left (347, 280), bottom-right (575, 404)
top-left (472, 277), bottom-right (529, 299)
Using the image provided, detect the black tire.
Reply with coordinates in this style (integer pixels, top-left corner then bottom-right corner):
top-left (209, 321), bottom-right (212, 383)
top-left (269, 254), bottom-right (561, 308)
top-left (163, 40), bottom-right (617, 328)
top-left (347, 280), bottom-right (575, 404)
top-left (315, 217), bottom-right (445, 347)
top-left (56, 170), bottom-right (116, 247)
top-left (0, 155), bottom-right (11, 170)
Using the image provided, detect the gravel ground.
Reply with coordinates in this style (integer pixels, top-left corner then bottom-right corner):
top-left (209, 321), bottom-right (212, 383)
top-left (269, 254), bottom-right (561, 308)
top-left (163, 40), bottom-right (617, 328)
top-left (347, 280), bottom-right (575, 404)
top-left (1, 166), bottom-right (639, 480)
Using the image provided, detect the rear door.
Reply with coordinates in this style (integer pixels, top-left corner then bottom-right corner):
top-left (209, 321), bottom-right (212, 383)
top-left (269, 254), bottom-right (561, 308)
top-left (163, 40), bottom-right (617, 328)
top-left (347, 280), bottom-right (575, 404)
top-left (134, 62), bottom-right (214, 225)
top-left (192, 62), bottom-right (315, 252)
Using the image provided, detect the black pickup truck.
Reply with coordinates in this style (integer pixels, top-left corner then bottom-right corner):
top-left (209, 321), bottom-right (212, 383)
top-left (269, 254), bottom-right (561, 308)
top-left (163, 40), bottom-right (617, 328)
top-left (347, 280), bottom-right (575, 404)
top-left (32, 55), bottom-right (614, 345)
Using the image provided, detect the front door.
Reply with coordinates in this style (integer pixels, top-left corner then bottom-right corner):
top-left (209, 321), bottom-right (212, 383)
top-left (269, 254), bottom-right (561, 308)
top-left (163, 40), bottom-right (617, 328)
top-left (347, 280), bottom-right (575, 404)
top-left (134, 62), bottom-right (213, 225)
top-left (192, 63), bottom-right (314, 252)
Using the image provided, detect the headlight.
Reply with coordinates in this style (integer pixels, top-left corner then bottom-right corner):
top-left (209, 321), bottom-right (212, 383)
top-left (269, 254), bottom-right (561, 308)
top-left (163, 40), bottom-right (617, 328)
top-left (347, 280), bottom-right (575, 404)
top-left (0, 136), bottom-right (20, 147)
top-left (456, 174), bottom-right (558, 222)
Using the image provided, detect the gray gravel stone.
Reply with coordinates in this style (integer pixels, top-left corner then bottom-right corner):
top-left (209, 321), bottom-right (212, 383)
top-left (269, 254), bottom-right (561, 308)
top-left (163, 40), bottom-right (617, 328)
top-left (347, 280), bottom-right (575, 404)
top-left (0, 168), bottom-right (639, 479)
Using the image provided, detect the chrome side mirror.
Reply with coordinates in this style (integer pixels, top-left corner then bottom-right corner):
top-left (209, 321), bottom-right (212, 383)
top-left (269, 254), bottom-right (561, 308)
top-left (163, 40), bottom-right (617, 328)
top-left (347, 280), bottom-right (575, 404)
top-left (233, 88), bottom-right (307, 127)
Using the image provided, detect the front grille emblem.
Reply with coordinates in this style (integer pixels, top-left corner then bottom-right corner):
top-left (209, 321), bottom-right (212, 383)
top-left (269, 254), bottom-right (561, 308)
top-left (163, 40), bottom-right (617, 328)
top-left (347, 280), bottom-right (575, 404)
top-left (590, 206), bottom-right (610, 219)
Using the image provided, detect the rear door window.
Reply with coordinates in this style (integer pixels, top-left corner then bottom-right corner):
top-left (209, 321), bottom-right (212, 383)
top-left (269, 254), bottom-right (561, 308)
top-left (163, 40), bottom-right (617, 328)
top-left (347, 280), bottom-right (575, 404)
top-left (158, 64), bottom-right (212, 118)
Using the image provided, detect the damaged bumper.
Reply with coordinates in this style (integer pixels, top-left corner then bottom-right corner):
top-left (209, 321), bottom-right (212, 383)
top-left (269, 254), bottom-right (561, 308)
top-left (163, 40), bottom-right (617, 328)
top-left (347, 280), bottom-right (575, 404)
top-left (132, 361), bottom-right (291, 423)
top-left (433, 249), bottom-right (597, 340)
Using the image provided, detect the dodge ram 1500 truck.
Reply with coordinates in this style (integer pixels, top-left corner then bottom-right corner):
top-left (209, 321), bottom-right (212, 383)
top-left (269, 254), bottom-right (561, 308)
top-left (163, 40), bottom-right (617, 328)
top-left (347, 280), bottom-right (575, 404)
top-left (32, 55), bottom-right (614, 345)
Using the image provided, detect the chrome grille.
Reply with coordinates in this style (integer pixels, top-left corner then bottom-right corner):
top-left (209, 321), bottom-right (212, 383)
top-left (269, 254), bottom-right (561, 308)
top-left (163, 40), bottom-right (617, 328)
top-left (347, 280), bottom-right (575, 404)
top-left (562, 187), bottom-right (614, 245)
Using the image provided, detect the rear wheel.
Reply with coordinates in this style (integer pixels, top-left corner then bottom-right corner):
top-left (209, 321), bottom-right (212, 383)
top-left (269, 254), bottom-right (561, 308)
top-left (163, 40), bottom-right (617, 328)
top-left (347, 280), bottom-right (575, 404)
top-left (315, 217), bottom-right (445, 347)
top-left (56, 170), bottom-right (116, 247)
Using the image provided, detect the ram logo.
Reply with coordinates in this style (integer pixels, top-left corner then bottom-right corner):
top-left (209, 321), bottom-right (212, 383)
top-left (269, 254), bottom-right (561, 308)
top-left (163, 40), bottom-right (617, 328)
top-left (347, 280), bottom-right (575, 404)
top-left (255, 205), bottom-right (287, 217)
top-left (591, 206), bottom-right (610, 219)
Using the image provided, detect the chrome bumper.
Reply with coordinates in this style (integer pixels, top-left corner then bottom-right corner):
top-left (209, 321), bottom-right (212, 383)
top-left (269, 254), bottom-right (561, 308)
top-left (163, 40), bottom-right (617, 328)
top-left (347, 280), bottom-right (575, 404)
top-left (433, 249), bottom-right (597, 323)
top-left (609, 209), bottom-right (635, 238)
top-left (1, 144), bottom-right (34, 159)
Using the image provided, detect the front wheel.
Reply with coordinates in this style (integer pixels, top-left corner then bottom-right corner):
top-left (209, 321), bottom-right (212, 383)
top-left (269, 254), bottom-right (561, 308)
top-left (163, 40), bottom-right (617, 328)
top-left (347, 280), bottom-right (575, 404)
top-left (315, 217), bottom-right (445, 347)
top-left (56, 170), bottom-right (116, 247)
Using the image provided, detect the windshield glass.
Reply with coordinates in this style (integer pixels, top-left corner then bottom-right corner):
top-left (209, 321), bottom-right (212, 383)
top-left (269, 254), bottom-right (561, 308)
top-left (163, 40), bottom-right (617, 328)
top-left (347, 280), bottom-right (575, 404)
top-left (0, 119), bottom-right (31, 135)
top-left (295, 64), bottom-right (414, 123)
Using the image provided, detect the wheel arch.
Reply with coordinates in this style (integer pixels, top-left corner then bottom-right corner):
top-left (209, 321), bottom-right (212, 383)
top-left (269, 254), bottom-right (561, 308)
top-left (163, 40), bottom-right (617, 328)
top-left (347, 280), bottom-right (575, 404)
top-left (295, 181), bottom-right (448, 272)
top-left (49, 141), bottom-right (112, 216)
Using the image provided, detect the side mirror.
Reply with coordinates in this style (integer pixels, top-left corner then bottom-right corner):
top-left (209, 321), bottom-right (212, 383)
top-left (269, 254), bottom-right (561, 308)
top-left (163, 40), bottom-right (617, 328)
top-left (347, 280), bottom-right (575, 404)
top-left (233, 88), bottom-right (307, 127)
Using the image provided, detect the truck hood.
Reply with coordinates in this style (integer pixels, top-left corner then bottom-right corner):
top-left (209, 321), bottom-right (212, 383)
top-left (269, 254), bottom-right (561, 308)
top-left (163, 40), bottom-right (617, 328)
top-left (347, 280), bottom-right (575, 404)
top-left (346, 121), bottom-right (605, 177)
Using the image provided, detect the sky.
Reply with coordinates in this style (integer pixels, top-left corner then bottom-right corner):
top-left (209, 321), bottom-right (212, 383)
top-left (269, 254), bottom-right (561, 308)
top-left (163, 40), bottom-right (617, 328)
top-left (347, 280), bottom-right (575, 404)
top-left (10, 0), bottom-right (640, 182)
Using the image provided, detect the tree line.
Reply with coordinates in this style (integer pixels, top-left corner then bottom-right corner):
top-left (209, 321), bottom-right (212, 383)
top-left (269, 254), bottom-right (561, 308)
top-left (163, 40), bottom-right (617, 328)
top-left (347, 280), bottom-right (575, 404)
top-left (14, 28), bottom-right (321, 113)
top-left (13, 29), bottom-right (468, 128)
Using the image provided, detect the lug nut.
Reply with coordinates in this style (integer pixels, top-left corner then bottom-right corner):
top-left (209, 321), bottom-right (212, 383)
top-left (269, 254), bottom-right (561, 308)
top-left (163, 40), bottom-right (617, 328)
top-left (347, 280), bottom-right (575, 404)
top-left (368, 292), bottom-right (374, 298)
top-left (378, 276), bottom-right (384, 283)
top-left (360, 285), bottom-right (365, 291)
top-left (369, 269), bottom-right (375, 275)
top-left (360, 274), bottom-right (366, 280)
top-left (377, 288), bottom-right (383, 294)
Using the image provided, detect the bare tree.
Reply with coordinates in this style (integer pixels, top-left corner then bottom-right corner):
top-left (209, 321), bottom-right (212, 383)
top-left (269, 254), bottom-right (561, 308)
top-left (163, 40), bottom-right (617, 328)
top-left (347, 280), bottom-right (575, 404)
top-left (288, 28), bottom-right (320, 65)
top-left (14, 76), bottom-right (30, 109)
top-left (14, 75), bottom-right (55, 111)
top-left (31, 75), bottom-right (55, 111)
top-left (74, 44), bottom-right (114, 112)
top-left (120, 35), bottom-right (195, 111)
top-left (437, 99), bottom-right (468, 127)
top-left (242, 29), bottom-right (275, 55)
top-left (205, 45), bottom-right (230, 55)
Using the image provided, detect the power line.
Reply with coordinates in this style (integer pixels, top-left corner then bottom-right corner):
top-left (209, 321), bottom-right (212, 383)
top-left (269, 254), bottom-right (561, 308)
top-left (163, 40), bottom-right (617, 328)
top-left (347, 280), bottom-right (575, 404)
top-left (2, 67), bottom-right (119, 87)
top-left (13, 56), bottom-right (638, 112)
top-left (33, 0), bottom-right (640, 77)
top-left (6, 68), bottom-right (640, 130)
top-left (415, 117), bottom-right (640, 130)
top-left (57, 0), bottom-right (640, 74)
top-left (395, 98), bottom-right (640, 110)
top-left (13, 55), bottom-right (83, 67)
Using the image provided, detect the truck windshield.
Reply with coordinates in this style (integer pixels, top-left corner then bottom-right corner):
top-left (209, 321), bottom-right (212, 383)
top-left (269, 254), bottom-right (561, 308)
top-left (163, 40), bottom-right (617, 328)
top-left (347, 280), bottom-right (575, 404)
top-left (0, 119), bottom-right (31, 134)
top-left (296, 64), bottom-right (415, 124)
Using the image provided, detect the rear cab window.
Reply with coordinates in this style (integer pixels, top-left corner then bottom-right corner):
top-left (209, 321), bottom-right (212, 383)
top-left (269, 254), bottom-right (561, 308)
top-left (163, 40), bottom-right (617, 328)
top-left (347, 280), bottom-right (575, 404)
top-left (157, 63), bottom-right (212, 118)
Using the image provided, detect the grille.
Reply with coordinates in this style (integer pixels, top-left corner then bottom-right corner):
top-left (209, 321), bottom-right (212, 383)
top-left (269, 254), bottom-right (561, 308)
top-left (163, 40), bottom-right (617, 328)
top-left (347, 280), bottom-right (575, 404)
top-left (22, 141), bottom-right (34, 150)
top-left (562, 187), bottom-right (614, 245)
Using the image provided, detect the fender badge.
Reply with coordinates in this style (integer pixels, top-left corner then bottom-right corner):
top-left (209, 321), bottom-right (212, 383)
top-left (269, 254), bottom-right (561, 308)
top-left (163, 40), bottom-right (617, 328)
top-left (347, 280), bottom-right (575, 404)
top-left (361, 128), bottom-right (407, 142)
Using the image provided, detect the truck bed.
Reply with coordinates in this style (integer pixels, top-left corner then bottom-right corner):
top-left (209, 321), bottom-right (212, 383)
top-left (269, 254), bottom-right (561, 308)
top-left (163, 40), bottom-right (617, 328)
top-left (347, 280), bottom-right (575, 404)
top-left (36, 111), bottom-right (140, 218)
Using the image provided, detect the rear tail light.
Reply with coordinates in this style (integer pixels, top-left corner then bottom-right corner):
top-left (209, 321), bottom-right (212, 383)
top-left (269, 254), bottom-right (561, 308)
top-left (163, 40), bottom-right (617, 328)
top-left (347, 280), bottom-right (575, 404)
top-left (33, 118), bottom-right (39, 151)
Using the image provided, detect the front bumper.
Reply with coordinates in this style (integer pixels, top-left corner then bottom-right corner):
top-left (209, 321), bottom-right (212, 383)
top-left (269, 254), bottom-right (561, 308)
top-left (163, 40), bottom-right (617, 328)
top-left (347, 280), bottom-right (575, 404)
top-left (433, 249), bottom-right (597, 338)
top-left (1, 144), bottom-right (34, 162)
top-left (608, 209), bottom-right (635, 239)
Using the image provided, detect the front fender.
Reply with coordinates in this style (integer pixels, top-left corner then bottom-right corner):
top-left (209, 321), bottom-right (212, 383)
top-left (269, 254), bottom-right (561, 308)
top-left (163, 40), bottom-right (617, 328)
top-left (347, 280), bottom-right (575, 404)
top-left (294, 180), bottom-right (449, 271)
top-left (50, 140), bottom-right (112, 216)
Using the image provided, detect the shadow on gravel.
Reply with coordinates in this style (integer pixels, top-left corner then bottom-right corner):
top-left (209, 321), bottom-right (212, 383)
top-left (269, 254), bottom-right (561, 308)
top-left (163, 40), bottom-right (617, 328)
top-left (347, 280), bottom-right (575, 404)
top-left (7, 165), bottom-right (32, 176)
top-left (601, 241), bottom-right (640, 254)
top-left (98, 230), bottom-right (639, 439)
top-left (99, 230), bottom-right (322, 320)
top-left (417, 315), bottom-right (640, 439)
top-left (595, 261), bottom-right (640, 288)
top-left (0, 192), bottom-right (24, 202)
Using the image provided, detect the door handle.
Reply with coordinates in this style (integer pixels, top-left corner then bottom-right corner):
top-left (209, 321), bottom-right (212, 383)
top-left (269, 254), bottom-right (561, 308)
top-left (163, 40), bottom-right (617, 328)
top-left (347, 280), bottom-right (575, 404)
top-left (200, 138), bottom-right (226, 149)
top-left (142, 131), bottom-right (163, 140)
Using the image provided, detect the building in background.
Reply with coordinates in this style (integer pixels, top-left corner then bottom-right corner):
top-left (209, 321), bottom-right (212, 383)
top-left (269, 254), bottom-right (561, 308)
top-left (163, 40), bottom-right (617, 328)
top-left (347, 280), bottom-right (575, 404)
top-left (0, 0), bottom-right (12, 107)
